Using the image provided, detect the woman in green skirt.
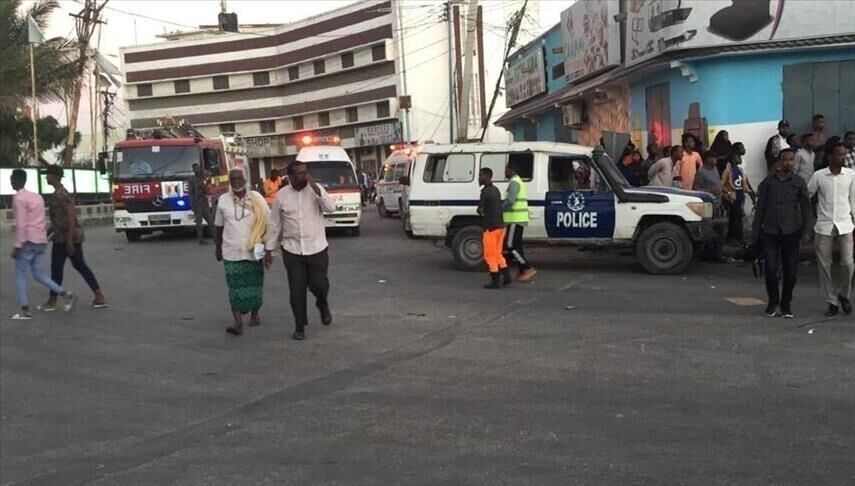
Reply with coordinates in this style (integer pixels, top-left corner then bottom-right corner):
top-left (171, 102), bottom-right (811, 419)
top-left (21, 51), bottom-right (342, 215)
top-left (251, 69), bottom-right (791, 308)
top-left (215, 167), bottom-right (270, 335)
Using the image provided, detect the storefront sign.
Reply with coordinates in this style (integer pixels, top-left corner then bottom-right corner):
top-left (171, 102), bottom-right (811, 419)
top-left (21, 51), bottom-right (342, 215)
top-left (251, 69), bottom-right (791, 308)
top-left (560, 0), bottom-right (621, 82)
top-left (626, 0), bottom-right (855, 66)
top-left (505, 48), bottom-right (546, 107)
top-left (355, 122), bottom-right (401, 147)
top-left (244, 134), bottom-right (288, 157)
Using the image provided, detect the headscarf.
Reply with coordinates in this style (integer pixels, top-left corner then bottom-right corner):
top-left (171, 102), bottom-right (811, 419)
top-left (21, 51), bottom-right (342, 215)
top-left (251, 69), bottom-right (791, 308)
top-left (229, 166), bottom-right (269, 251)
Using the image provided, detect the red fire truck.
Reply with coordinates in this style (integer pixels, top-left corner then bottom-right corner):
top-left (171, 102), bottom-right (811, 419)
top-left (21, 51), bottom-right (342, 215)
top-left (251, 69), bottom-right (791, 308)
top-left (111, 118), bottom-right (248, 242)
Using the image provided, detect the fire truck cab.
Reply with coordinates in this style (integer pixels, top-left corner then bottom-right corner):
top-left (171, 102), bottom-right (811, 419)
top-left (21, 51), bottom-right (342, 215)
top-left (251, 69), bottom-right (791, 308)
top-left (112, 119), bottom-right (248, 242)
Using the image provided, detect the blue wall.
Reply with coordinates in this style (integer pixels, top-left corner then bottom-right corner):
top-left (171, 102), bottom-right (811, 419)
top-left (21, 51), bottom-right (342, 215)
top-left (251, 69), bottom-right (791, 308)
top-left (506, 24), bottom-right (568, 142)
top-left (630, 47), bottom-right (855, 132)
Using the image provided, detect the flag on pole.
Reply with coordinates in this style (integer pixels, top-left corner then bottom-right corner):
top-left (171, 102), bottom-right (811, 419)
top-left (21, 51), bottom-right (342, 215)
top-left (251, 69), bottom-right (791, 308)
top-left (27, 15), bottom-right (45, 44)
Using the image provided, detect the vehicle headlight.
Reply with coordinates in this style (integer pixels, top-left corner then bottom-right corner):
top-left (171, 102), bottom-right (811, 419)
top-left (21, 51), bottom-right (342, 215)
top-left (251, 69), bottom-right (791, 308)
top-left (686, 202), bottom-right (713, 218)
top-left (337, 204), bottom-right (360, 211)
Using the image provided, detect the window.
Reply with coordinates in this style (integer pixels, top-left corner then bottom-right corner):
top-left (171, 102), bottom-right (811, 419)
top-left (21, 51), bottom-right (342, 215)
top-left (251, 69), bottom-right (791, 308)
top-left (253, 71), bottom-right (270, 86)
top-left (522, 121), bottom-right (537, 141)
top-left (341, 52), bottom-right (354, 68)
top-left (372, 43), bottom-right (386, 61)
top-left (552, 63), bottom-right (565, 80)
top-left (173, 79), bottom-right (190, 94)
top-left (313, 59), bottom-right (326, 75)
top-left (288, 66), bottom-right (299, 81)
top-left (213, 75), bottom-right (230, 90)
top-left (376, 100), bottom-right (390, 118)
top-left (423, 154), bottom-right (474, 183)
top-left (259, 120), bottom-right (276, 133)
top-left (219, 123), bottom-right (235, 134)
top-left (548, 156), bottom-right (609, 192)
top-left (480, 153), bottom-right (533, 182)
top-left (292, 115), bottom-right (304, 130)
top-left (346, 107), bottom-right (358, 123)
top-left (318, 111), bottom-right (330, 127)
top-left (136, 83), bottom-right (152, 97)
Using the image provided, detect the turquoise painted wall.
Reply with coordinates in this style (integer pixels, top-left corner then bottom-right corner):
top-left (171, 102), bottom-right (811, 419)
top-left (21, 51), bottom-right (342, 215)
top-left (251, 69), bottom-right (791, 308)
top-left (630, 47), bottom-right (855, 131)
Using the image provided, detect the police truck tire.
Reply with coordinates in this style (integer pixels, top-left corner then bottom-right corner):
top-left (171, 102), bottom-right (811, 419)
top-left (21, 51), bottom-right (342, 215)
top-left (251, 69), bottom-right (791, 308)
top-left (125, 231), bottom-right (142, 243)
top-left (378, 199), bottom-right (389, 218)
top-left (451, 225), bottom-right (483, 272)
top-left (636, 222), bottom-right (693, 275)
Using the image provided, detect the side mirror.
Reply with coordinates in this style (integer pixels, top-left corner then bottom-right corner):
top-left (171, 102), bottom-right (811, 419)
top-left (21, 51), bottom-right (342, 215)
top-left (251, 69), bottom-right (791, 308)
top-left (96, 151), bottom-right (109, 174)
top-left (203, 149), bottom-right (221, 175)
top-left (399, 176), bottom-right (410, 186)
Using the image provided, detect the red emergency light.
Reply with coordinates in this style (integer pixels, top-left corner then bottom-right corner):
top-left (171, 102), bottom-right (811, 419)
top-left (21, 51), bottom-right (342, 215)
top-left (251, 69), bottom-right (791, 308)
top-left (300, 134), bottom-right (341, 146)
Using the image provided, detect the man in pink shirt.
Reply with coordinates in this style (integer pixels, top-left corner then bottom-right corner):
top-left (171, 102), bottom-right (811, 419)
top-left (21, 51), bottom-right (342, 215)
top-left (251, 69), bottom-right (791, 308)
top-left (10, 169), bottom-right (76, 319)
top-left (674, 133), bottom-right (703, 190)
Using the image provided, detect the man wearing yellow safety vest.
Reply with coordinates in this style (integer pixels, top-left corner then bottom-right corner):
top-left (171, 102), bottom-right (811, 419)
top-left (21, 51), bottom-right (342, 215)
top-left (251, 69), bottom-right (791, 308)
top-left (502, 161), bottom-right (537, 282)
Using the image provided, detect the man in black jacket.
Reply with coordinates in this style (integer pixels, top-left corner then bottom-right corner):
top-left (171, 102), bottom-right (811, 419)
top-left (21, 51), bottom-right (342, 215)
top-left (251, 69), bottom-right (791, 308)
top-left (753, 149), bottom-right (812, 318)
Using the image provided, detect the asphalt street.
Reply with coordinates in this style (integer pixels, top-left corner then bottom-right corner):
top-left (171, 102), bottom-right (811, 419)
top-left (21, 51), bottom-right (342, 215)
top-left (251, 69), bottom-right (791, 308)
top-left (1, 210), bottom-right (853, 485)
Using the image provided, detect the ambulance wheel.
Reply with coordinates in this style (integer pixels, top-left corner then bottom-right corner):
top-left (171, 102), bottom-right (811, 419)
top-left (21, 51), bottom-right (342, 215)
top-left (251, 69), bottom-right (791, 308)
top-left (451, 225), bottom-right (483, 272)
top-left (636, 222), bottom-right (693, 275)
top-left (378, 199), bottom-right (389, 218)
top-left (350, 227), bottom-right (361, 237)
top-left (125, 231), bottom-right (142, 243)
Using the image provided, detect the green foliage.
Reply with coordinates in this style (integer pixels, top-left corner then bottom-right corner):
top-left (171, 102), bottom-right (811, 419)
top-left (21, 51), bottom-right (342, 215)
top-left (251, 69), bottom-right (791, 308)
top-left (0, 0), bottom-right (77, 115)
top-left (0, 113), bottom-right (80, 166)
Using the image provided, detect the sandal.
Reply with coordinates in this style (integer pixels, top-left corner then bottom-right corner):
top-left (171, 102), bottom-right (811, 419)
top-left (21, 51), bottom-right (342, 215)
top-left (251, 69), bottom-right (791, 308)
top-left (90, 301), bottom-right (110, 309)
top-left (249, 316), bottom-right (261, 327)
top-left (36, 304), bottom-right (57, 312)
top-left (225, 326), bottom-right (243, 336)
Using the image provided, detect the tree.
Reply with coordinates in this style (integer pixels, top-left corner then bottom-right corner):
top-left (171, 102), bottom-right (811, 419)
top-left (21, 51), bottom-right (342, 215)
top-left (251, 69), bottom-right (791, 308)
top-left (0, 113), bottom-right (80, 166)
top-left (0, 0), bottom-right (77, 116)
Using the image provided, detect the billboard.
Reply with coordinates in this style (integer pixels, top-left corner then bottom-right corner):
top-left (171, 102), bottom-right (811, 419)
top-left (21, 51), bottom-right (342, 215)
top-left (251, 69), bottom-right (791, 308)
top-left (505, 47), bottom-right (546, 107)
top-left (561, 0), bottom-right (621, 82)
top-left (626, 0), bottom-right (855, 66)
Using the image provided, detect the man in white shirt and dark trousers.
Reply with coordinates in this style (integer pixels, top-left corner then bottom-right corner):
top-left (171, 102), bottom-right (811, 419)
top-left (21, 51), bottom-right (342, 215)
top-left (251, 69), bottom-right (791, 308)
top-left (265, 161), bottom-right (337, 340)
top-left (807, 142), bottom-right (855, 316)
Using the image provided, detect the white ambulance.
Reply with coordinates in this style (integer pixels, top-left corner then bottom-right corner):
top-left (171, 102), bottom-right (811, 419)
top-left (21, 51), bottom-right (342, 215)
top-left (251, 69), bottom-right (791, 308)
top-left (401, 141), bottom-right (726, 274)
top-left (376, 145), bottom-right (417, 218)
top-left (296, 137), bottom-right (362, 236)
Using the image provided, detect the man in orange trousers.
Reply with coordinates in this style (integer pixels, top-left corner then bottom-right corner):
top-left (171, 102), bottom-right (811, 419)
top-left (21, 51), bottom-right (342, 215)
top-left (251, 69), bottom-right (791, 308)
top-left (478, 168), bottom-right (510, 289)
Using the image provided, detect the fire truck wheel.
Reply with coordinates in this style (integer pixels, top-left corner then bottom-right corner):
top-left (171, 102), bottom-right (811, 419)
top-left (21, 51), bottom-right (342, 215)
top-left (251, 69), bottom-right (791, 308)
top-left (125, 231), bottom-right (142, 242)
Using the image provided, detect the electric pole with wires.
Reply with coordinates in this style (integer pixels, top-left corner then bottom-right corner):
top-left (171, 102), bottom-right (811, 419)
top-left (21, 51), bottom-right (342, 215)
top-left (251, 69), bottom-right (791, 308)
top-left (64, 0), bottom-right (108, 166)
top-left (480, 0), bottom-right (527, 142)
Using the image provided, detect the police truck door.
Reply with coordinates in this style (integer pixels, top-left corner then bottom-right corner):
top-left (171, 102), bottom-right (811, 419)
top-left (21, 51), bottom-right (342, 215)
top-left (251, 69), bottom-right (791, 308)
top-left (544, 156), bottom-right (616, 239)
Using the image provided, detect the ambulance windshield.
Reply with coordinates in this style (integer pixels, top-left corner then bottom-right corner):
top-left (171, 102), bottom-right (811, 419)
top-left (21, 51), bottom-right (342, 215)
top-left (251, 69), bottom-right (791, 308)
top-left (306, 161), bottom-right (358, 189)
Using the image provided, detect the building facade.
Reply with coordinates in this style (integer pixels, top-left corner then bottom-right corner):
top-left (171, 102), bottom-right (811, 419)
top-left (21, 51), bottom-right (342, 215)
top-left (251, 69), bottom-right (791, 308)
top-left (497, 0), bottom-right (855, 184)
top-left (119, 0), bottom-right (535, 181)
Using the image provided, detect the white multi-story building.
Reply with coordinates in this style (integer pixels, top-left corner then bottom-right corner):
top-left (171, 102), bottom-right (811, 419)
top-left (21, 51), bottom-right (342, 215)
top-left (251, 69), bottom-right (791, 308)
top-left (119, 0), bottom-right (544, 178)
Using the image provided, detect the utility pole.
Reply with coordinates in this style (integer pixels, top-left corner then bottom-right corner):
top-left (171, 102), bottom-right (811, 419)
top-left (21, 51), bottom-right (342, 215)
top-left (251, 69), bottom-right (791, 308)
top-left (394, 0), bottom-right (411, 142)
top-left (457, 0), bottom-right (478, 142)
top-left (444, 1), bottom-right (455, 144)
top-left (100, 88), bottom-right (116, 153)
top-left (480, 0), bottom-right (527, 142)
top-left (64, 0), bottom-right (108, 166)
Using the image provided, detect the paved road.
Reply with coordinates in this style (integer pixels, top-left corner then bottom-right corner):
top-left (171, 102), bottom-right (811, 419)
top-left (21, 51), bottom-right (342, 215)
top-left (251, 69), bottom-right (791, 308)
top-left (1, 211), bottom-right (853, 485)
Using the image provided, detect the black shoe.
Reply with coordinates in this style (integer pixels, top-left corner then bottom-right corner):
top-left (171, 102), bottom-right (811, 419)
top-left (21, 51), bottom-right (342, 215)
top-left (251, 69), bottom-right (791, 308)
top-left (319, 305), bottom-right (333, 326)
top-left (824, 304), bottom-right (839, 317)
top-left (764, 304), bottom-right (778, 318)
top-left (781, 306), bottom-right (794, 319)
top-left (501, 268), bottom-right (512, 286)
top-left (484, 272), bottom-right (502, 289)
top-left (292, 329), bottom-right (305, 340)
top-left (839, 296), bottom-right (852, 315)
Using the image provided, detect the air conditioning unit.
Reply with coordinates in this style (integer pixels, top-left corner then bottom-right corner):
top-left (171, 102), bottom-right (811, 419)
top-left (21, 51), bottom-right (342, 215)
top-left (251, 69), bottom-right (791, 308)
top-left (563, 102), bottom-right (586, 127)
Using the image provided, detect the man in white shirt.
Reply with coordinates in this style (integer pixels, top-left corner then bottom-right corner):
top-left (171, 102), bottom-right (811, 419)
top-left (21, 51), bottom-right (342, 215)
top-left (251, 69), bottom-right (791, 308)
top-left (764, 120), bottom-right (790, 170)
top-left (807, 143), bottom-right (855, 316)
top-left (265, 161), bottom-right (337, 340)
top-left (647, 145), bottom-right (681, 187)
top-left (793, 133), bottom-right (816, 183)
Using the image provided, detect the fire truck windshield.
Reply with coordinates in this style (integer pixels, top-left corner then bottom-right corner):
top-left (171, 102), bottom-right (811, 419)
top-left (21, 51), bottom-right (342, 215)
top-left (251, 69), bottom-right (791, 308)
top-left (116, 146), bottom-right (201, 179)
top-left (307, 161), bottom-right (358, 189)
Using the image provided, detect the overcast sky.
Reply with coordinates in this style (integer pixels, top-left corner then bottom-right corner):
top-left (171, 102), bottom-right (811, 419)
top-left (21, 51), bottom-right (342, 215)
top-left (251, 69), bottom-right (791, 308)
top-left (25, 0), bottom-right (570, 61)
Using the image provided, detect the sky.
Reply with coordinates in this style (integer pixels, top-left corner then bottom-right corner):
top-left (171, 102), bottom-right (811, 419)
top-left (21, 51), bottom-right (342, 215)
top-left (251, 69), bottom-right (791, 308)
top-left (26, 0), bottom-right (571, 61)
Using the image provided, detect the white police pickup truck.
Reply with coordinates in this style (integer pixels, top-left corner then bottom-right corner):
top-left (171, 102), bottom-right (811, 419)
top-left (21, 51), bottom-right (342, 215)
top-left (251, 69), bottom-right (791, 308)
top-left (400, 141), bottom-right (726, 275)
